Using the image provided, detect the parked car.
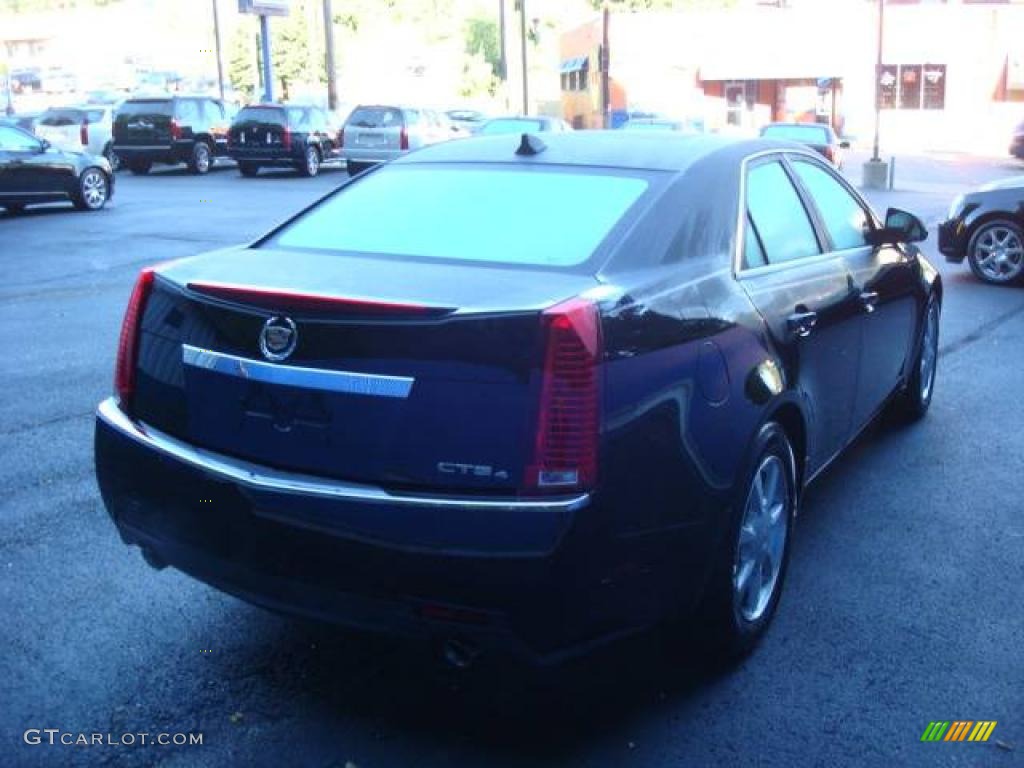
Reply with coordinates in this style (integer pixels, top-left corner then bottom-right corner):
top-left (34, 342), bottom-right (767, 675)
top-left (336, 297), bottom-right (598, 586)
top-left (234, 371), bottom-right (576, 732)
top-left (228, 103), bottom-right (342, 177)
top-left (339, 105), bottom-right (453, 175)
top-left (35, 105), bottom-right (120, 171)
top-left (619, 117), bottom-right (703, 133)
top-left (478, 115), bottom-right (573, 135)
top-left (0, 111), bottom-right (43, 134)
top-left (94, 132), bottom-right (940, 665)
top-left (445, 108), bottom-right (489, 134)
top-left (1010, 119), bottom-right (1024, 160)
top-left (759, 122), bottom-right (849, 169)
top-left (113, 95), bottom-right (231, 175)
top-left (0, 124), bottom-right (113, 213)
top-left (939, 177), bottom-right (1024, 285)
top-left (10, 68), bottom-right (42, 94)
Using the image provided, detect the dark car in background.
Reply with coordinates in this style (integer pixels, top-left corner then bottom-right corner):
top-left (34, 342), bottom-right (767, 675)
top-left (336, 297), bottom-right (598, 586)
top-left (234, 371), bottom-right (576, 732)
top-left (0, 124), bottom-right (113, 213)
top-left (1010, 120), bottom-right (1024, 160)
top-left (228, 104), bottom-right (341, 178)
top-left (94, 132), bottom-right (940, 665)
top-left (113, 96), bottom-right (231, 175)
top-left (618, 117), bottom-right (704, 133)
top-left (478, 115), bottom-right (572, 135)
top-left (760, 122), bottom-right (849, 169)
top-left (939, 177), bottom-right (1024, 285)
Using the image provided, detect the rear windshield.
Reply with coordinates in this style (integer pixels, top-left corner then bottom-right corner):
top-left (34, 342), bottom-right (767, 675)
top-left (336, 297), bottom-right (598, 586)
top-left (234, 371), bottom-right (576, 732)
top-left (39, 108), bottom-right (85, 126)
top-left (346, 107), bottom-right (403, 129)
top-left (481, 118), bottom-right (545, 135)
top-left (265, 165), bottom-right (651, 268)
top-left (234, 106), bottom-right (286, 127)
top-left (117, 100), bottom-right (173, 117)
top-left (761, 124), bottom-right (830, 144)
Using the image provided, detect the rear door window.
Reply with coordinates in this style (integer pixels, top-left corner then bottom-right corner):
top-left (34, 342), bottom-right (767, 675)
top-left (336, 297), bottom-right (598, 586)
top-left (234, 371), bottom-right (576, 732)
top-left (39, 108), bottom-right (83, 127)
top-left (175, 100), bottom-right (199, 125)
top-left (790, 159), bottom-right (871, 251)
top-left (745, 160), bottom-right (821, 266)
top-left (266, 165), bottom-right (653, 269)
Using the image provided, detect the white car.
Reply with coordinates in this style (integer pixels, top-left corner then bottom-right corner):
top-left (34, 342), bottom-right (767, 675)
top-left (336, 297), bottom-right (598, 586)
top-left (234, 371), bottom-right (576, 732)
top-left (35, 105), bottom-right (120, 171)
top-left (340, 105), bottom-right (459, 175)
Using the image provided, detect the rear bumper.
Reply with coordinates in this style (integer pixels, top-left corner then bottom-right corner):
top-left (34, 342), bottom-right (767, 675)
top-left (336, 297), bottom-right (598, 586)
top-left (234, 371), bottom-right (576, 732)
top-left (339, 147), bottom-right (404, 164)
top-left (228, 149), bottom-right (301, 166)
top-left (93, 398), bottom-right (637, 661)
top-left (938, 217), bottom-right (967, 262)
top-left (112, 141), bottom-right (193, 165)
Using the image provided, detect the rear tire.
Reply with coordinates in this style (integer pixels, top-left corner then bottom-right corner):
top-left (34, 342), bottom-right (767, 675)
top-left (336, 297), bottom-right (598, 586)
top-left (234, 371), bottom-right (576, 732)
top-left (128, 160), bottom-right (152, 175)
top-left (967, 219), bottom-right (1024, 285)
top-left (298, 145), bottom-right (321, 177)
top-left (692, 422), bottom-right (796, 660)
top-left (238, 162), bottom-right (260, 177)
top-left (891, 294), bottom-right (939, 423)
top-left (188, 140), bottom-right (213, 175)
top-left (72, 167), bottom-right (109, 211)
top-left (103, 142), bottom-right (121, 172)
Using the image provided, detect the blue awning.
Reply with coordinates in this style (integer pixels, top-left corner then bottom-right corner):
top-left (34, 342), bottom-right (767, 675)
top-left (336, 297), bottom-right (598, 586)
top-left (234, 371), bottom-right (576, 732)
top-left (560, 56), bottom-right (589, 74)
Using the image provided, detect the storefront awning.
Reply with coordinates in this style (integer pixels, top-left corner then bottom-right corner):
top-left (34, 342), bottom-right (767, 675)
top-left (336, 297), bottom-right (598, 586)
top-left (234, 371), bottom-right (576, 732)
top-left (560, 56), bottom-right (589, 74)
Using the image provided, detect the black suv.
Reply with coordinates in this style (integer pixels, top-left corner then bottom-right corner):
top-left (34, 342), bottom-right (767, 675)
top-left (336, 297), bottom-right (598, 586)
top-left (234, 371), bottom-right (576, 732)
top-left (228, 104), bottom-right (341, 177)
top-left (113, 96), bottom-right (231, 175)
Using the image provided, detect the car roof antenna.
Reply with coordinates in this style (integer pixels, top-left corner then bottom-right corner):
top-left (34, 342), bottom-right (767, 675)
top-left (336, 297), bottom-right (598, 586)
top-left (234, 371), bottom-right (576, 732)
top-left (516, 133), bottom-right (546, 156)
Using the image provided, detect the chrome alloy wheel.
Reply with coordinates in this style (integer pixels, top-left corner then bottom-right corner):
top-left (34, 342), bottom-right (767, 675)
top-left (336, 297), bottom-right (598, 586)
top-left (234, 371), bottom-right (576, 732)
top-left (194, 142), bottom-right (211, 173)
top-left (919, 301), bottom-right (939, 402)
top-left (306, 147), bottom-right (319, 176)
top-left (972, 225), bottom-right (1024, 283)
top-left (80, 169), bottom-right (107, 209)
top-left (733, 455), bottom-right (790, 623)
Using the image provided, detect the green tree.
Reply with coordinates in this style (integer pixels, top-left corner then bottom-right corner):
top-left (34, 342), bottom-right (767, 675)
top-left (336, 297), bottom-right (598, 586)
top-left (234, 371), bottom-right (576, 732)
top-left (464, 16), bottom-right (500, 79)
top-left (227, 19), bottom-right (259, 101)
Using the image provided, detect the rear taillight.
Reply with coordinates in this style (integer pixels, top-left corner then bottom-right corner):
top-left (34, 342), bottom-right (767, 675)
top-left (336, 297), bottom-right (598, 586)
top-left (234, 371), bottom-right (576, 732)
top-left (282, 127), bottom-right (292, 150)
top-left (80, 120), bottom-right (88, 146)
top-left (524, 297), bottom-right (602, 494)
top-left (400, 125), bottom-right (409, 150)
top-left (169, 119), bottom-right (182, 140)
top-left (114, 268), bottom-right (156, 411)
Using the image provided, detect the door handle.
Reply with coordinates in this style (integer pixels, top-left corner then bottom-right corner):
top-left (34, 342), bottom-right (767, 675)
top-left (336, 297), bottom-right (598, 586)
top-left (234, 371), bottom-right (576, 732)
top-left (859, 291), bottom-right (880, 313)
top-left (786, 309), bottom-right (818, 339)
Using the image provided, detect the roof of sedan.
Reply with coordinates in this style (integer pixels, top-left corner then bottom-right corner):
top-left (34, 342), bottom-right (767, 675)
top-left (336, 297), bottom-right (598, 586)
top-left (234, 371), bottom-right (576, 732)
top-left (394, 130), bottom-right (802, 172)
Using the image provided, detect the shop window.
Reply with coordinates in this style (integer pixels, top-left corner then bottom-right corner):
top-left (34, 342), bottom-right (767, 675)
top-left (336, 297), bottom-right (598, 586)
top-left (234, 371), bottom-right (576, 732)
top-left (922, 64), bottom-right (946, 109)
top-left (877, 65), bottom-right (898, 109)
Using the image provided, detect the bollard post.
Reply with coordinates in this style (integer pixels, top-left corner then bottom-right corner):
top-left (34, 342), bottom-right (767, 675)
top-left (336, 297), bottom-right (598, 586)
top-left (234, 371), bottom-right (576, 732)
top-left (888, 156), bottom-right (895, 190)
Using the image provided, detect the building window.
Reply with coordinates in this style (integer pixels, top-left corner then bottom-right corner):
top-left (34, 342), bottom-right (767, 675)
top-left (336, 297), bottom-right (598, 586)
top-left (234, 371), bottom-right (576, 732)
top-left (579, 67), bottom-right (588, 91)
top-left (922, 64), bottom-right (946, 109)
top-left (568, 71), bottom-right (578, 91)
top-left (878, 64), bottom-right (946, 110)
top-left (561, 73), bottom-right (569, 91)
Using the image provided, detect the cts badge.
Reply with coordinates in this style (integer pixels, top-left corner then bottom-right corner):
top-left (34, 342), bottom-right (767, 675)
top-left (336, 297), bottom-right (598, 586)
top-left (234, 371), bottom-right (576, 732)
top-left (259, 316), bottom-right (298, 362)
top-left (437, 462), bottom-right (509, 480)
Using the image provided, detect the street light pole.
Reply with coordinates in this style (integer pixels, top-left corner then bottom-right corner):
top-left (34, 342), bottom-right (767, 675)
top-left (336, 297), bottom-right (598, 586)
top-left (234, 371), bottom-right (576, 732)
top-left (323, 0), bottom-right (338, 110)
top-left (872, 0), bottom-right (884, 161)
top-left (259, 13), bottom-right (274, 102)
top-left (212, 0), bottom-right (225, 101)
top-left (518, 0), bottom-right (528, 114)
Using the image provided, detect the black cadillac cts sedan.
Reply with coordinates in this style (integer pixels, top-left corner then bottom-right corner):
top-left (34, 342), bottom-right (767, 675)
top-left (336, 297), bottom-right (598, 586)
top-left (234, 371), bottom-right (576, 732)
top-left (94, 132), bottom-right (941, 663)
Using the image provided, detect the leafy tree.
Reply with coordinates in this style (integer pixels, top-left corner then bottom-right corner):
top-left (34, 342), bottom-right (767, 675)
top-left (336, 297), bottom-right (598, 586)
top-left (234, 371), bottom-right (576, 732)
top-left (464, 16), bottom-right (500, 79)
top-left (227, 18), bottom-right (259, 101)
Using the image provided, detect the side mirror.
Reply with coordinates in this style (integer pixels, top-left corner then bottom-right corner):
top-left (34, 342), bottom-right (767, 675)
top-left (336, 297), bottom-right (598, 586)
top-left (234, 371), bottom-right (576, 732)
top-left (839, 140), bottom-right (851, 149)
top-left (866, 207), bottom-right (928, 246)
top-left (39, 138), bottom-right (51, 152)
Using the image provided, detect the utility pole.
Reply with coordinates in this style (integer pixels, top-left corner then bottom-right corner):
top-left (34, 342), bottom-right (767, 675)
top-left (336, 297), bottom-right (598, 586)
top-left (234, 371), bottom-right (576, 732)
top-left (518, 0), bottom-right (528, 114)
top-left (872, 0), bottom-right (884, 161)
top-left (323, 0), bottom-right (338, 109)
top-left (498, 0), bottom-right (507, 81)
top-left (601, 6), bottom-right (610, 129)
top-left (260, 14), bottom-right (274, 102)
top-left (211, 0), bottom-right (225, 100)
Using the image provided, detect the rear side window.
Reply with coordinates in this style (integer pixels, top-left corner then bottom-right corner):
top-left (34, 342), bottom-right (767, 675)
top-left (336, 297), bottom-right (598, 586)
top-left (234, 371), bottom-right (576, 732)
top-left (117, 100), bottom-right (172, 117)
top-left (85, 109), bottom-right (106, 124)
top-left (347, 107), bottom-right (402, 128)
top-left (39, 109), bottom-right (83, 126)
top-left (175, 100), bottom-right (199, 125)
top-left (203, 100), bottom-right (224, 122)
top-left (286, 107), bottom-right (308, 128)
top-left (791, 159), bottom-right (870, 251)
top-left (266, 166), bottom-right (650, 268)
top-left (745, 161), bottom-right (821, 266)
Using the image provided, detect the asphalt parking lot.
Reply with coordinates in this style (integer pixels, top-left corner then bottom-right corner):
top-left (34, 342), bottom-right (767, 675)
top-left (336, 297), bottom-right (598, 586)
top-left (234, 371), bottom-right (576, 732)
top-left (2, 154), bottom-right (1023, 768)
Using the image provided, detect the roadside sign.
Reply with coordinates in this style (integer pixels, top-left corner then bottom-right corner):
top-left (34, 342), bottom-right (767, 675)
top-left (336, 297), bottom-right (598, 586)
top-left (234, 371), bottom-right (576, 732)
top-left (237, 0), bottom-right (290, 16)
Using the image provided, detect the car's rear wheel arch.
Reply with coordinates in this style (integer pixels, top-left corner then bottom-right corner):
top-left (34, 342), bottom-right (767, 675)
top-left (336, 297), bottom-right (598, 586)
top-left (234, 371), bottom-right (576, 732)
top-left (766, 401), bottom-right (807, 494)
